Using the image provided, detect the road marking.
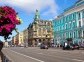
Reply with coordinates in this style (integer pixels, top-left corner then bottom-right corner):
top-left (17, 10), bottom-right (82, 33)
top-left (48, 49), bottom-right (83, 54)
top-left (38, 53), bottom-right (43, 54)
top-left (37, 51), bottom-right (84, 62)
top-left (72, 59), bottom-right (84, 62)
top-left (82, 52), bottom-right (84, 54)
top-left (9, 49), bottom-right (44, 62)
top-left (2, 50), bottom-right (14, 62)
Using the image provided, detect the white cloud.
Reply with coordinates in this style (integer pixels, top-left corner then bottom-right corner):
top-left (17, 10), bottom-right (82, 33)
top-left (0, 0), bottom-right (58, 16)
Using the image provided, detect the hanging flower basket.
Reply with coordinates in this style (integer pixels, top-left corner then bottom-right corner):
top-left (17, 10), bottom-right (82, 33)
top-left (0, 6), bottom-right (21, 40)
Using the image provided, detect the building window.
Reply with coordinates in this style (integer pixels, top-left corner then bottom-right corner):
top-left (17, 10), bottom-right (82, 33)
top-left (83, 31), bottom-right (84, 38)
top-left (70, 22), bottom-right (72, 29)
top-left (70, 14), bottom-right (72, 20)
top-left (45, 22), bottom-right (46, 24)
top-left (73, 13), bottom-right (75, 20)
top-left (74, 32), bottom-right (75, 38)
top-left (48, 22), bottom-right (50, 25)
top-left (82, 10), bottom-right (84, 18)
top-left (65, 17), bottom-right (66, 22)
top-left (73, 21), bottom-right (75, 28)
top-left (65, 33), bottom-right (66, 38)
top-left (61, 25), bottom-right (63, 30)
top-left (69, 32), bottom-right (72, 38)
top-left (66, 32), bottom-right (68, 38)
top-left (69, 22), bottom-right (70, 28)
top-left (78, 12), bottom-right (81, 20)
top-left (66, 23), bottom-right (67, 29)
top-left (69, 15), bottom-right (71, 21)
top-left (78, 30), bottom-right (81, 38)
top-left (79, 21), bottom-right (81, 27)
top-left (61, 19), bottom-right (62, 24)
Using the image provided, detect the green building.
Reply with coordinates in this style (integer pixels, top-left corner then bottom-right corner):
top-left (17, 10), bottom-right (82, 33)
top-left (53, 0), bottom-right (84, 45)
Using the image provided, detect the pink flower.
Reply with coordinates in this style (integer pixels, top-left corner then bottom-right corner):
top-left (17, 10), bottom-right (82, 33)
top-left (0, 6), bottom-right (21, 40)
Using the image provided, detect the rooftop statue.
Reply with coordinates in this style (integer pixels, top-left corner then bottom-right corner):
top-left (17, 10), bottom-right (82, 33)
top-left (34, 9), bottom-right (40, 20)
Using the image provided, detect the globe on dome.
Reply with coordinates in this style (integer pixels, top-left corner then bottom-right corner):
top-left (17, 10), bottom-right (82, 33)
top-left (0, 6), bottom-right (21, 40)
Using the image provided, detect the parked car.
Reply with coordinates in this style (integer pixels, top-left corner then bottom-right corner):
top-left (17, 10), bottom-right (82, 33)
top-left (71, 44), bottom-right (79, 50)
top-left (63, 43), bottom-right (79, 50)
top-left (62, 42), bottom-right (70, 50)
top-left (79, 43), bottom-right (84, 49)
top-left (40, 44), bottom-right (48, 49)
top-left (63, 45), bottom-right (71, 50)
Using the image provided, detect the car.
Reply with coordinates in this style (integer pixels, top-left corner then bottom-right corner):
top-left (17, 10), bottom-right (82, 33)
top-left (40, 44), bottom-right (48, 49)
top-left (63, 45), bottom-right (70, 50)
top-left (62, 42), bottom-right (71, 50)
top-left (79, 43), bottom-right (84, 49)
top-left (72, 44), bottom-right (79, 50)
top-left (63, 43), bottom-right (80, 50)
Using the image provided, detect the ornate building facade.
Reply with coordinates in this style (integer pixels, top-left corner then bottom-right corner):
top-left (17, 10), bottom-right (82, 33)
top-left (53, 0), bottom-right (84, 45)
top-left (28, 10), bottom-right (53, 47)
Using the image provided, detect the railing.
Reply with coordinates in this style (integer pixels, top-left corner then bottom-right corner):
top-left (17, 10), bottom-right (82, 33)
top-left (0, 51), bottom-right (12, 62)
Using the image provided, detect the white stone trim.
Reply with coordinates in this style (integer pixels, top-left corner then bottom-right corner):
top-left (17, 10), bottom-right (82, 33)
top-left (80, 11), bottom-right (83, 26)
top-left (82, 30), bottom-right (83, 38)
top-left (76, 13), bottom-right (79, 27)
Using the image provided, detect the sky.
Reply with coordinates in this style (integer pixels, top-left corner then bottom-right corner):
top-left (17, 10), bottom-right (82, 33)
top-left (0, 0), bottom-right (78, 41)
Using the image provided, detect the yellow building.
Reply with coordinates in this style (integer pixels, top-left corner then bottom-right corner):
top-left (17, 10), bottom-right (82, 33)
top-left (12, 36), bottom-right (17, 45)
top-left (13, 32), bottom-right (24, 46)
top-left (28, 10), bottom-right (53, 47)
top-left (23, 28), bottom-right (28, 47)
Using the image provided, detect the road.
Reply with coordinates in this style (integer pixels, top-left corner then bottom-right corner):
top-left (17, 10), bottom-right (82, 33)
top-left (2, 47), bottom-right (84, 62)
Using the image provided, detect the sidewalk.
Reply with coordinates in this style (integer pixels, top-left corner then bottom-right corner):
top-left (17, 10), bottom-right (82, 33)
top-left (0, 56), bottom-right (2, 62)
top-left (0, 51), bottom-right (3, 62)
top-left (0, 51), bottom-right (12, 62)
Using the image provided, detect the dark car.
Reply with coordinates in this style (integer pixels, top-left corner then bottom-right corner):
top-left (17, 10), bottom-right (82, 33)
top-left (63, 43), bottom-right (79, 50)
top-left (62, 42), bottom-right (71, 50)
top-left (71, 44), bottom-right (79, 50)
top-left (63, 45), bottom-right (70, 50)
top-left (40, 44), bottom-right (48, 49)
top-left (79, 43), bottom-right (84, 49)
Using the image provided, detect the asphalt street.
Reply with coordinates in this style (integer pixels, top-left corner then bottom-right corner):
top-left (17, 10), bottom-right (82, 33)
top-left (2, 47), bottom-right (84, 62)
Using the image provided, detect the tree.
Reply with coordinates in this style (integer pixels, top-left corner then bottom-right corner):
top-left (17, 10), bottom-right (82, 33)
top-left (66, 38), bottom-right (72, 41)
top-left (66, 38), bottom-right (73, 45)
